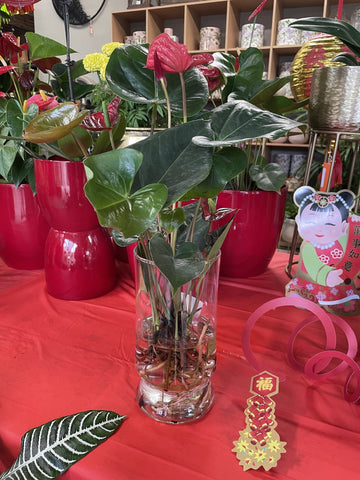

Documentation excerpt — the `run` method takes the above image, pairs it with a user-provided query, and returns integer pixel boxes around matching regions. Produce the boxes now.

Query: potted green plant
[70,35,303,422]
[0,34,126,296]
[0,31,69,269]
[291,17,360,132]
[202,47,308,277]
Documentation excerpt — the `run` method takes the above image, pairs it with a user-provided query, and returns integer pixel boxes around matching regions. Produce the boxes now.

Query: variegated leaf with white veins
[0,410,125,480]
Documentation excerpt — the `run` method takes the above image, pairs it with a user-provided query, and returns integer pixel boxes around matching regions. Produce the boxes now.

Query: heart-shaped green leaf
[149,235,205,291]
[26,32,76,60]
[249,163,286,193]
[186,146,247,198]
[159,206,186,233]
[84,148,168,238]
[130,120,214,204]
[192,100,302,147]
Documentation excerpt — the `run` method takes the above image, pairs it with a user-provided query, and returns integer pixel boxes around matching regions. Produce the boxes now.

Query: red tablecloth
[0,252,359,480]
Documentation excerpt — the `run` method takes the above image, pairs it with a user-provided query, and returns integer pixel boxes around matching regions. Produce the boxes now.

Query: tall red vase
[34,157,116,300]
[0,183,49,269]
[215,188,287,278]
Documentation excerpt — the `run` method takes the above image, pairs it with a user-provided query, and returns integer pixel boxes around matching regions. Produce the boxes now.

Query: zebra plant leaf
[0,410,125,480]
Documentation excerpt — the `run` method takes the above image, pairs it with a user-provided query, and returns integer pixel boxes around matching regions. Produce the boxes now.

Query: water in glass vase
[134,252,220,424]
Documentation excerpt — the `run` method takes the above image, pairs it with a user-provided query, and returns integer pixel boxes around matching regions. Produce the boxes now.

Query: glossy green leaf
[149,235,205,291]
[0,142,17,179]
[130,120,213,204]
[192,100,302,147]
[26,32,76,60]
[0,410,124,480]
[291,17,360,59]
[333,52,359,65]
[91,113,127,155]
[159,206,186,233]
[23,103,89,144]
[249,163,286,193]
[57,125,93,158]
[84,148,168,238]
[105,44,209,118]
[186,146,247,198]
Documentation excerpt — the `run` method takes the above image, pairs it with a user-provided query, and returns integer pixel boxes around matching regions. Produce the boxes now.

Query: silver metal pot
[309,66,360,132]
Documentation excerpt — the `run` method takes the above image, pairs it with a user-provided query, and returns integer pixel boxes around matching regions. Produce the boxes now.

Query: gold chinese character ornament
[232,371,286,471]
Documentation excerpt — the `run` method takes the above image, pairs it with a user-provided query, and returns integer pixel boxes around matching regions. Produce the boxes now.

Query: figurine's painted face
[296,204,348,246]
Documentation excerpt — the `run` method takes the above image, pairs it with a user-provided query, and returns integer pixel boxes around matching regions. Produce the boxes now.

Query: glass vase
[134,250,220,424]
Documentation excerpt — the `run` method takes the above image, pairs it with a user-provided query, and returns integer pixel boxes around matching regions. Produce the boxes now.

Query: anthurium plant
[84,35,303,285]
[82,35,303,415]
[0,31,98,190]
[105,40,306,193]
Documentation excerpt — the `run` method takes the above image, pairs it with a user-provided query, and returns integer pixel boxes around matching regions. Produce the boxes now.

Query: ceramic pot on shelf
[34,157,117,300]
[214,187,287,278]
[0,183,49,269]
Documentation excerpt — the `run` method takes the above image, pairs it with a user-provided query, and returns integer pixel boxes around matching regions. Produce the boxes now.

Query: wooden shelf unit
[112,0,360,79]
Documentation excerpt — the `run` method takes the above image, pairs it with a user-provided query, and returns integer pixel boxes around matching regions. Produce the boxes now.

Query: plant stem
[108,129,115,150]
[160,78,171,129]
[70,132,89,159]
[179,72,187,123]
[150,103,157,134]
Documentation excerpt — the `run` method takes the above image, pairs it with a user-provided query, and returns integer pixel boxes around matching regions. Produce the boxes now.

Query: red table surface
[0,252,359,480]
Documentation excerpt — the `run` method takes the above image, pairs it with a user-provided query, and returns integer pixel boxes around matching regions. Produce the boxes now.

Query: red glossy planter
[34,157,116,300]
[214,188,287,278]
[0,183,49,269]
[34,156,99,231]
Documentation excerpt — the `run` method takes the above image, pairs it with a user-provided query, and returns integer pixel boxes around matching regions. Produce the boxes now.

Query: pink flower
[81,96,121,131]
[146,33,213,74]
[0,92,6,97]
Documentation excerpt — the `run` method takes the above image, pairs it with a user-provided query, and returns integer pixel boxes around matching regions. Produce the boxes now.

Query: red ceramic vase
[34,157,116,300]
[214,188,287,278]
[0,183,49,269]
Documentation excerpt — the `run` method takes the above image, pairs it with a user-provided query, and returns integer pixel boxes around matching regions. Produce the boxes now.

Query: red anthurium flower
[32,57,62,74]
[146,33,213,74]
[0,65,15,75]
[0,32,28,64]
[81,96,121,131]
[0,92,6,97]
[248,0,269,21]
[154,50,166,84]
[196,65,222,92]
[25,92,59,112]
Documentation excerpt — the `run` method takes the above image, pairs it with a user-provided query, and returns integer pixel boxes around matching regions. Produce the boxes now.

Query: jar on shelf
[240,23,264,48]
[277,18,301,45]
[132,30,146,44]
[199,26,221,50]
[351,8,360,31]
[278,61,293,97]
